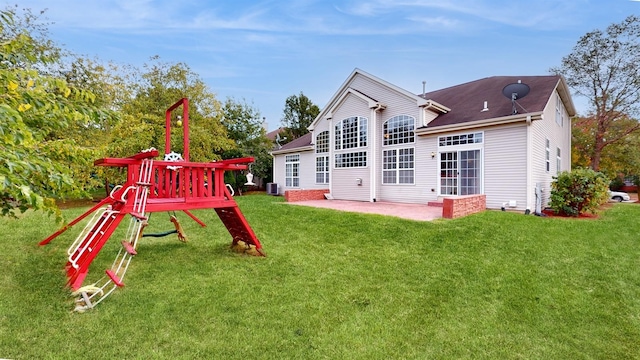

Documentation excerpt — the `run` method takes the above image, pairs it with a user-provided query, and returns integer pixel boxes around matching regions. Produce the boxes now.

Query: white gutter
[526,115,533,213]
[415,112,544,136]
[270,145,314,156]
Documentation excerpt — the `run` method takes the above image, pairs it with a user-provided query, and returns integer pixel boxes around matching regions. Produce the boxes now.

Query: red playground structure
[40,98,264,312]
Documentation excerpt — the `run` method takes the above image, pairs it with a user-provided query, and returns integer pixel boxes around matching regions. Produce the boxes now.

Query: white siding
[377,135,439,204]
[332,168,370,200]
[272,150,326,195]
[350,73,439,203]
[529,90,572,208]
[272,153,284,194]
[330,93,371,201]
[484,124,528,210]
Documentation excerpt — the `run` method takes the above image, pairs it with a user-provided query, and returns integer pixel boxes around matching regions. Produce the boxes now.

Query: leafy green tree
[1,7,104,219]
[222,98,273,189]
[110,57,234,163]
[552,15,640,171]
[280,91,319,141]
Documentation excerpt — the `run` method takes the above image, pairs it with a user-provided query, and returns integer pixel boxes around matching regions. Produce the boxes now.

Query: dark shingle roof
[421,75,561,128]
[266,127,285,141]
[276,132,313,151]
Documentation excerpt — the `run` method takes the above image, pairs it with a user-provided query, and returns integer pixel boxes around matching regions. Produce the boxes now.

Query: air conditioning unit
[266,183,278,195]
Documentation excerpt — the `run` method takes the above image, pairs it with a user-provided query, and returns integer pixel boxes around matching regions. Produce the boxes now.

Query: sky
[6,0,640,131]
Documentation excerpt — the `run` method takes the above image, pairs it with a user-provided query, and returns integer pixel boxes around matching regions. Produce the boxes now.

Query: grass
[1,194,640,359]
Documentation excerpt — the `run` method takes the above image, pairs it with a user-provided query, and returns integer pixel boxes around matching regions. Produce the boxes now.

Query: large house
[271,68,575,212]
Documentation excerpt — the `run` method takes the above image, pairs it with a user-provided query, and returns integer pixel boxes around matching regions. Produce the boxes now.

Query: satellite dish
[502,82,530,114]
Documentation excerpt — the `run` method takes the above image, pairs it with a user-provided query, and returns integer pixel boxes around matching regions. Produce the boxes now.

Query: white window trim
[382,147,415,185]
[437,149,484,196]
[555,94,565,127]
[383,115,415,147]
[285,154,300,188]
[545,138,550,173]
[315,155,329,184]
[335,116,368,151]
[436,132,484,196]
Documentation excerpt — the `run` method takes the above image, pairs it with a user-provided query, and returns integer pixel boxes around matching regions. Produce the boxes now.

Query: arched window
[383,115,415,146]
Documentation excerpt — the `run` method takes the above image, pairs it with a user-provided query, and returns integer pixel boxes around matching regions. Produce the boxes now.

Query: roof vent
[481,101,489,112]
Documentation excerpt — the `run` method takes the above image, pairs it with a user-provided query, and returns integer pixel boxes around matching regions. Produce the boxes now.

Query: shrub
[549,168,609,216]
[609,175,625,191]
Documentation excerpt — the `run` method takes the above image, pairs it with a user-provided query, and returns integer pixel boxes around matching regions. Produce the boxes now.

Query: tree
[551,15,640,171]
[572,115,640,178]
[280,92,319,141]
[221,98,273,189]
[110,57,234,164]
[1,7,105,219]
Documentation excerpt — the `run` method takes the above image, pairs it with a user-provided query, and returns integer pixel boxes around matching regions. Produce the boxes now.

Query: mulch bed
[540,202,617,219]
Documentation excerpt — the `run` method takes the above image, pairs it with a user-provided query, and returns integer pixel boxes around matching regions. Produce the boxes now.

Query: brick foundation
[284,189,330,202]
[442,195,486,219]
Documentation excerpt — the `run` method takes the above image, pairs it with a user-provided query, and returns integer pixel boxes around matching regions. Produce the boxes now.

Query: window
[335,152,367,168]
[315,131,329,154]
[383,148,414,184]
[556,147,561,173]
[545,139,550,172]
[556,94,565,126]
[285,154,299,187]
[383,115,415,145]
[315,131,330,184]
[316,156,329,183]
[334,117,367,168]
[438,132,483,147]
[335,116,367,150]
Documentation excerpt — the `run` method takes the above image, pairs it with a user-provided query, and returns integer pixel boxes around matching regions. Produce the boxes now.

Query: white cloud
[337,0,580,30]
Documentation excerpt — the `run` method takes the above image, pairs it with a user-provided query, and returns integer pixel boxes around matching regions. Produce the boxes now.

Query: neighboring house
[271,68,575,212]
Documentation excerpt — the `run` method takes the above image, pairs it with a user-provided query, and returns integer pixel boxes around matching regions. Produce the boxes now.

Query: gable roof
[309,68,431,131]
[420,75,576,129]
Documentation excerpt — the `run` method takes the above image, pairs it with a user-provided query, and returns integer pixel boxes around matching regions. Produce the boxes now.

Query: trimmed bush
[549,168,609,216]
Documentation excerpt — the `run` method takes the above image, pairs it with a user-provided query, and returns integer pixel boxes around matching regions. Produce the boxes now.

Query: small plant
[549,168,609,216]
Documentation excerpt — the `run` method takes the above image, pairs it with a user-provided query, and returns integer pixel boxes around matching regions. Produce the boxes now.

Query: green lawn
[1,195,639,359]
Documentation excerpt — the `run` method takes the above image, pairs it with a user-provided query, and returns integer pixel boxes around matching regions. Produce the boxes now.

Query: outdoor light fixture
[431,152,436,159]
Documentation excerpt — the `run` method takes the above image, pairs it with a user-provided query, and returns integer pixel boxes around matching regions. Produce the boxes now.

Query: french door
[439,150,481,196]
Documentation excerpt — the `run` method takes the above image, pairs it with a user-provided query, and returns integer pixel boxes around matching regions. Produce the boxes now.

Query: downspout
[328,117,333,196]
[370,104,384,202]
[525,114,532,213]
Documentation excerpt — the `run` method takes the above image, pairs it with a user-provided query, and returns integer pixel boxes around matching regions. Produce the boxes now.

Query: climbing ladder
[67,158,154,311]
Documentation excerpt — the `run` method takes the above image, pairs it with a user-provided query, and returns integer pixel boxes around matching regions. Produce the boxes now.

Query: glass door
[439,150,481,196]
[440,152,458,195]
[459,150,481,195]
